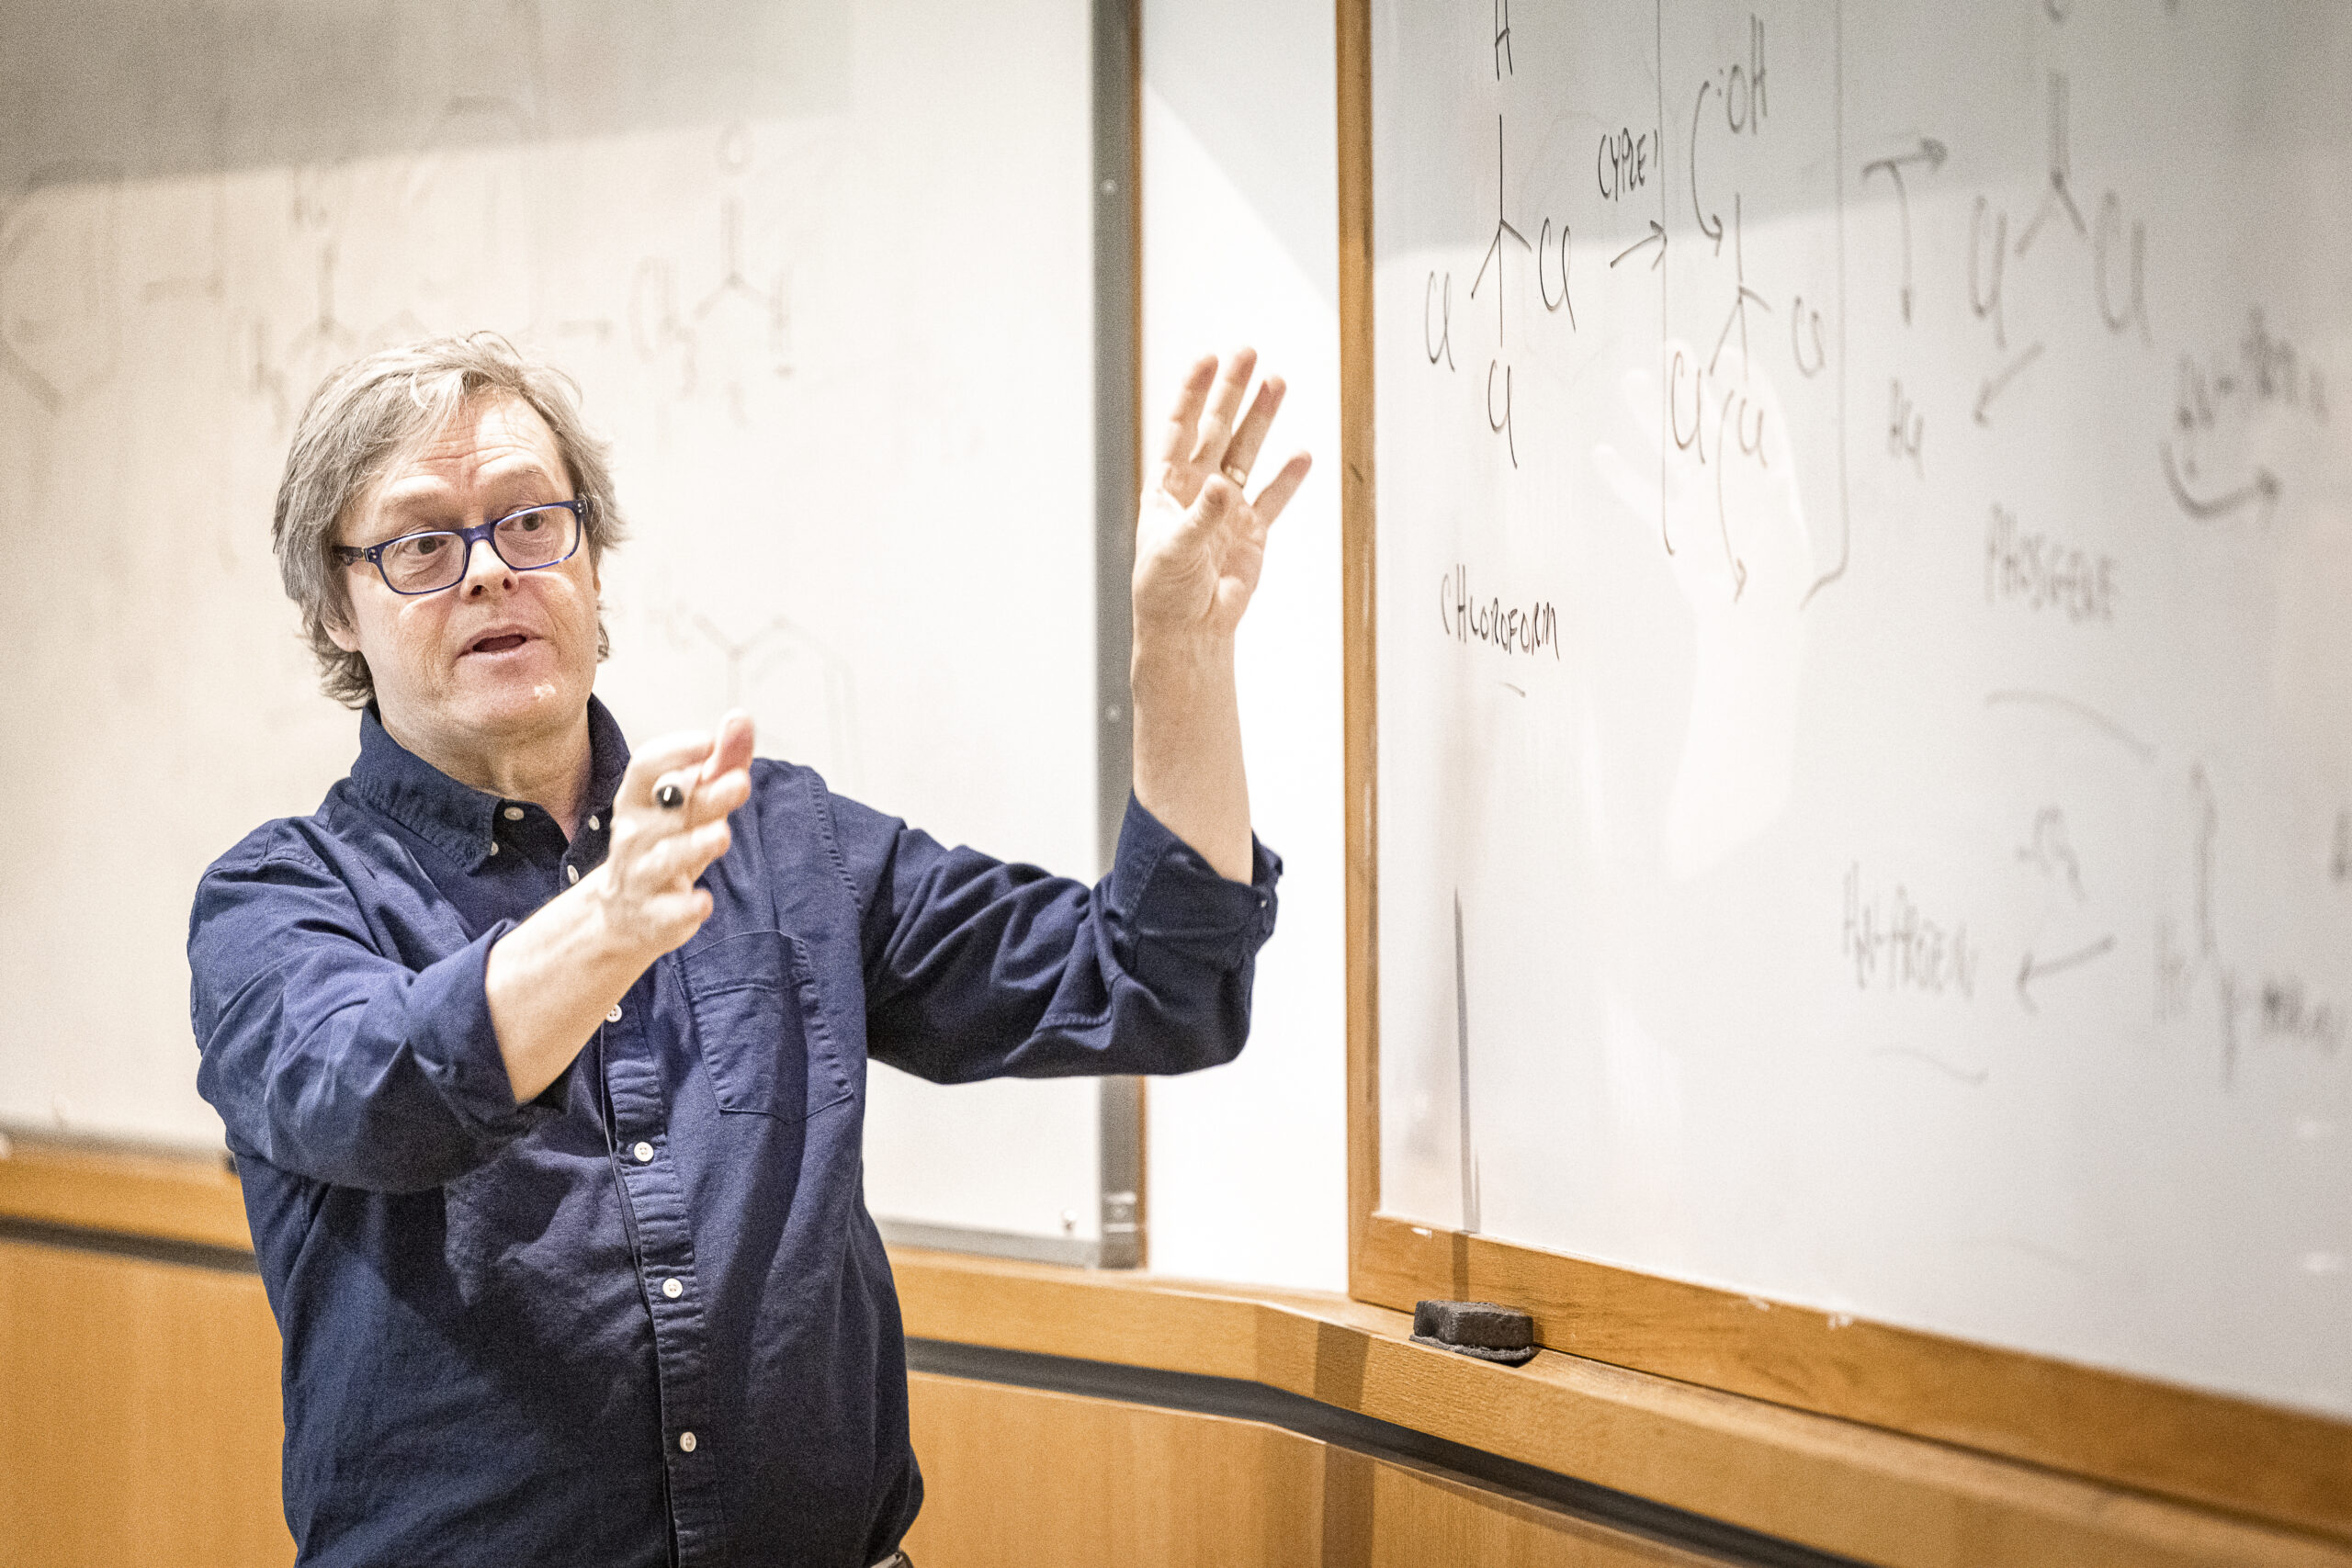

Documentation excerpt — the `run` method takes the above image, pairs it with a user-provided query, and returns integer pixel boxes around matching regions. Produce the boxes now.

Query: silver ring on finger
[1221,461,1250,487]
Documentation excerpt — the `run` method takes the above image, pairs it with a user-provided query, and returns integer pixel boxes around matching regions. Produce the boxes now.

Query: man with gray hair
[188,333,1308,1567]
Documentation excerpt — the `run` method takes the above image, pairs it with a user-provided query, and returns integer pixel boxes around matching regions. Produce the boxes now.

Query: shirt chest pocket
[679,930,854,1122]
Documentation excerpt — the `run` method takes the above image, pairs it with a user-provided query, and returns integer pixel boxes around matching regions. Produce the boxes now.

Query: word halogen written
[1842,863,1980,998]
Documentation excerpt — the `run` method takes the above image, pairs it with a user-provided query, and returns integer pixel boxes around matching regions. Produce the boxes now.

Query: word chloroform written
[1438,564,1560,659]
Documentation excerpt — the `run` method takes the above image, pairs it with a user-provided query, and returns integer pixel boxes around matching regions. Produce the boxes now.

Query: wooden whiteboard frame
[1333,0,2352,1545]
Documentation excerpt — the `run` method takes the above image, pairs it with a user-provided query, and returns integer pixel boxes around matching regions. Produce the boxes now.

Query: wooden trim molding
[1335,0,1382,1310]
[1329,0,2352,1547]
[1356,1215,2352,1546]
[901,1338,1846,1564]
[0,1136,250,1252]
[890,1247,2349,1568]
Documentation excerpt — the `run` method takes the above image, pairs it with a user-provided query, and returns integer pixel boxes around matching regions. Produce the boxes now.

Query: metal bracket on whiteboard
[1093,0,1147,1271]
[1093,0,1139,862]
[1097,1076,1144,1269]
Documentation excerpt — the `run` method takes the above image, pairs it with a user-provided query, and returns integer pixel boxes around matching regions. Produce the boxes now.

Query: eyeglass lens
[381,506,578,593]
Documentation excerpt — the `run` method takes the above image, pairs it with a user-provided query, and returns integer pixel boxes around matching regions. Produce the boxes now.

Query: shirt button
[605,1004,623,1024]
[677,1431,697,1453]
[487,842,501,856]
[662,1277,684,1299]
[565,864,581,885]
[587,815,601,830]
[503,806,525,821]
[633,1141,655,1163]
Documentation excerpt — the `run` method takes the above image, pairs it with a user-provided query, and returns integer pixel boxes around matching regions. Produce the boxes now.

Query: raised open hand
[1133,349,1313,642]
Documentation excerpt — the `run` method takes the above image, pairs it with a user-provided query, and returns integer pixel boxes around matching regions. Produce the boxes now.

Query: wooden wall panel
[901,1371,1715,1568]
[0,1233,1715,1568]
[0,1239,289,1568]
[11,1142,2346,1566]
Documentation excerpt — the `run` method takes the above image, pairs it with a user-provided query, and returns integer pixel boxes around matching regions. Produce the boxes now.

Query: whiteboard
[1372,0,2352,1419]
[0,0,1109,1255]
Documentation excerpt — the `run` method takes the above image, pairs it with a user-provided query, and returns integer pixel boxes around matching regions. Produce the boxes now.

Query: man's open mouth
[470,633,528,654]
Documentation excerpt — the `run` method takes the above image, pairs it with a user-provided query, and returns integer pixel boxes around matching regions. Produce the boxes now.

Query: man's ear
[325,614,362,655]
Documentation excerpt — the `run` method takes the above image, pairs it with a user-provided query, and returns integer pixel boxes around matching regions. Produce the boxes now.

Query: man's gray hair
[272,333,627,707]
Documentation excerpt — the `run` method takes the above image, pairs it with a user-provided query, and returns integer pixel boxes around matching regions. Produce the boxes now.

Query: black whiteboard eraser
[1409,1299,1539,1366]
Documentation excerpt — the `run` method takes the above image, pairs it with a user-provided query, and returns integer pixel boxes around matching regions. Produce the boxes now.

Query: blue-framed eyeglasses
[334,499,591,596]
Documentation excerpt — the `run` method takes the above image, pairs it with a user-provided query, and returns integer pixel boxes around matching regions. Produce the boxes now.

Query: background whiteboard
[0,0,1108,1257]
[1372,0,2352,1418]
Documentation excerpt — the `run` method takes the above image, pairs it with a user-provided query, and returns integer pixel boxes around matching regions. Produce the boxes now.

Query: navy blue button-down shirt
[188,698,1279,1568]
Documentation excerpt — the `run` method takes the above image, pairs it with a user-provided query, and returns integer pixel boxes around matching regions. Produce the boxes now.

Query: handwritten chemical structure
[1410,0,2330,627]
[1370,2,2352,1408]
[246,241,361,431]
[1420,7,1577,473]
[1420,6,1853,605]
[236,96,548,432]
[630,126,796,423]
[0,169,125,414]
[657,601,862,791]
[1390,0,2352,1102]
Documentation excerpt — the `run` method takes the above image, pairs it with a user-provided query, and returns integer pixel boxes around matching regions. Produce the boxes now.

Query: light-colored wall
[1138,0,1350,1292]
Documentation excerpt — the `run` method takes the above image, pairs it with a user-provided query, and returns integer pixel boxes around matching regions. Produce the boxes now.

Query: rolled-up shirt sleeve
[189,835,549,1192]
[838,789,1282,1084]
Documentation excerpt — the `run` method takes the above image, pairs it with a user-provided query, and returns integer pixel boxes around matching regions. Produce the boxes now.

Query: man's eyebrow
[375,464,567,520]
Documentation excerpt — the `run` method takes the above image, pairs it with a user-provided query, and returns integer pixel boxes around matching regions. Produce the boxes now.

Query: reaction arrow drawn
[1690,83,1725,254]
[1611,220,1668,271]
[1860,138,1948,323]
[1973,341,2044,425]
[2017,934,2116,1013]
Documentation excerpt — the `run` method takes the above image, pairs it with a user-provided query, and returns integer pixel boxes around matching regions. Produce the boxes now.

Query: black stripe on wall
[904,1338,1876,1568]
[0,1215,260,1275]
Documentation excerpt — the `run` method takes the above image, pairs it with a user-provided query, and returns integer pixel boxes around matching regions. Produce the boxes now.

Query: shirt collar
[349,696,632,871]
